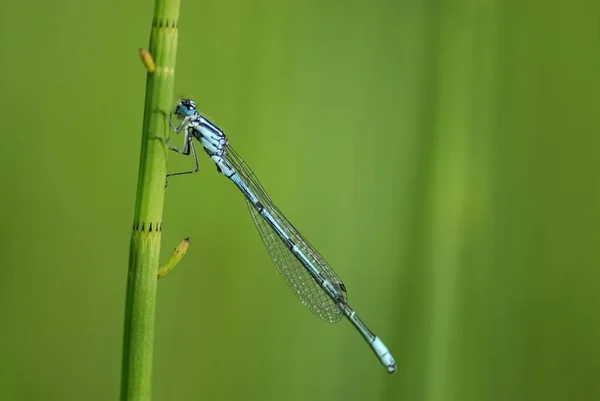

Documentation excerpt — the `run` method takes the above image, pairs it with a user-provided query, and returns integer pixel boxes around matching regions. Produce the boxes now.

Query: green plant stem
[120,1,181,400]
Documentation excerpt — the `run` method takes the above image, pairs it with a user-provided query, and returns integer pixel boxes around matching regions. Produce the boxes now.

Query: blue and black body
[160,98,396,373]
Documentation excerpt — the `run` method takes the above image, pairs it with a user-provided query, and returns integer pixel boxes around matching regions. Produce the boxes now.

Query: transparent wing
[225,145,347,323]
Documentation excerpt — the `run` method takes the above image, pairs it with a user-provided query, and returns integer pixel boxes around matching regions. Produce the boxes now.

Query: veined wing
[224,145,348,323]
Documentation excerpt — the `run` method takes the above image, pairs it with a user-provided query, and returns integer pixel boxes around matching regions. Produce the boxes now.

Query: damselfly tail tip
[372,337,396,374]
[184,237,190,242]
[387,362,397,374]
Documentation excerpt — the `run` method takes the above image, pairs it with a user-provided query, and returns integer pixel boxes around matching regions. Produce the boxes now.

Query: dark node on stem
[132,221,163,233]
[152,18,178,29]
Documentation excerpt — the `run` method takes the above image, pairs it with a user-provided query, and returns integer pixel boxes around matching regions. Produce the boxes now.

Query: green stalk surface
[120,1,181,400]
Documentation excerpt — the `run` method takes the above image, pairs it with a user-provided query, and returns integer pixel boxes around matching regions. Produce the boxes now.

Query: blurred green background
[1,0,599,400]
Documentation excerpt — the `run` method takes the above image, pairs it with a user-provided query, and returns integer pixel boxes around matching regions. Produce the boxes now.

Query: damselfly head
[174,98,197,118]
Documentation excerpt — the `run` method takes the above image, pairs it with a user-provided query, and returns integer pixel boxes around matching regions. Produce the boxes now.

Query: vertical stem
[121,1,181,401]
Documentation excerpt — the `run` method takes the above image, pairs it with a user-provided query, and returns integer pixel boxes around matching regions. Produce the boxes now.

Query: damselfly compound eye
[182,99,196,111]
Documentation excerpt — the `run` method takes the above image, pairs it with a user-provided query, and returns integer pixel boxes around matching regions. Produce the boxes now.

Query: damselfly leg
[166,136,200,183]
[153,108,202,187]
